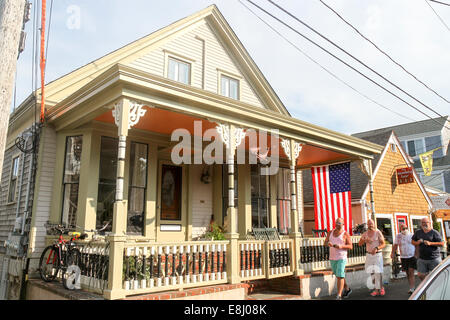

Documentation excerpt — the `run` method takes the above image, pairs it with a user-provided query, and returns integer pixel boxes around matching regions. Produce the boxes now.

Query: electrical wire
[236,0,419,123]
[318,0,450,104]
[428,0,450,6]
[245,0,450,130]
[425,0,450,31]
[44,0,53,71]
[265,0,447,123]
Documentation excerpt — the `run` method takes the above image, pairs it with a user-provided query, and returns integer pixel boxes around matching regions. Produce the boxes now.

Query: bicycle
[64,222,111,291]
[39,224,88,288]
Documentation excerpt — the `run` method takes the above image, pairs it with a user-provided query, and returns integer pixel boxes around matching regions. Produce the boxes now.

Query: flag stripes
[311,163,352,234]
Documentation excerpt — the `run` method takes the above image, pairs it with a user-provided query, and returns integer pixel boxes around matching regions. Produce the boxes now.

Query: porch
[40,63,383,299]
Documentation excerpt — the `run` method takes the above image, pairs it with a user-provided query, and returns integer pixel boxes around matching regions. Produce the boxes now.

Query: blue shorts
[330,259,347,278]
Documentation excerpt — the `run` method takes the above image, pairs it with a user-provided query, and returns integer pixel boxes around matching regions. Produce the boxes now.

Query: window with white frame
[8,156,20,203]
[220,74,239,100]
[401,135,443,158]
[167,57,190,84]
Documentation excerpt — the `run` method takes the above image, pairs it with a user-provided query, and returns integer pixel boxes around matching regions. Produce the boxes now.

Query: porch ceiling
[46,64,383,163]
[94,107,356,167]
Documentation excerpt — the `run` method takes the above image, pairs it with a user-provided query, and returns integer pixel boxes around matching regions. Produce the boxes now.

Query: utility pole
[0,0,27,180]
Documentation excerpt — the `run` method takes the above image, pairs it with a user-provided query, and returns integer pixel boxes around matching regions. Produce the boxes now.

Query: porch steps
[246,291,304,300]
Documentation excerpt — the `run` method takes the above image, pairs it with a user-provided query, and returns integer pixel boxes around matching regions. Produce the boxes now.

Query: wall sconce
[201,166,211,184]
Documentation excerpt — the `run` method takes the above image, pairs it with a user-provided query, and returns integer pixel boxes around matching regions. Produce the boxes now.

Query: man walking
[411,217,444,281]
[391,224,417,294]
[324,217,353,300]
[359,219,386,296]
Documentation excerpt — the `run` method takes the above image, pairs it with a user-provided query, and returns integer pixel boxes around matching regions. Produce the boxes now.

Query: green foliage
[205,222,225,240]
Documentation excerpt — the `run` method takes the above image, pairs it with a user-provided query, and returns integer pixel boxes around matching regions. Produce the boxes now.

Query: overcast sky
[13,0,450,135]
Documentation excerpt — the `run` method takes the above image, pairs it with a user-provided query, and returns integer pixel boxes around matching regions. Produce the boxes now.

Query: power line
[265,0,447,123]
[244,0,450,130]
[429,0,450,6]
[318,0,450,104]
[425,0,450,31]
[236,0,419,123]
[428,0,450,7]
[44,0,53,70]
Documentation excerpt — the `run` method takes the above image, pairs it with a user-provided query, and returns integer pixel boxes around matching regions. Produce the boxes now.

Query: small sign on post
[396,167,414,184]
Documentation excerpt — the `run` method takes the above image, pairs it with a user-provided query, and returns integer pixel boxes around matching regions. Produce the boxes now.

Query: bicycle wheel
[39,245,60,282]
[62,248,82,290]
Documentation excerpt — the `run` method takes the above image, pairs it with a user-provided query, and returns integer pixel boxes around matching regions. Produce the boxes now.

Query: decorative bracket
[281,138,303,161]
[216,123,246,150]
[112,99,147,129]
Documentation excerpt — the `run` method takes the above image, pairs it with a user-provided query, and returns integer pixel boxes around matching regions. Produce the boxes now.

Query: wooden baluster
[178,245,184,285]
[222,244,227,279]
[211,244,216,281]
[149,247,155,288]
[142,247,147,289]
[240,243,244,278]
[216,244,221,280]
[185,245,190,284]
[205,244,210,281]
[134,247,139,290]
[172,245,177,285]
[198,245,203,282]
[164,246,169,286]
[157,246,162,287]
[192,245,197,283]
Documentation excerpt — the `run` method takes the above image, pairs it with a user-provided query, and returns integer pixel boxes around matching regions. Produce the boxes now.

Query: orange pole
[40,0,46,123]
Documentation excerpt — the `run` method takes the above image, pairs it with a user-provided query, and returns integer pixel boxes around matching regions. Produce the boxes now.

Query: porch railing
[298,236,365,272]
[59,240,110,294]
[239,241,265,280]
[238,239,294,281]
[122,241,229,295]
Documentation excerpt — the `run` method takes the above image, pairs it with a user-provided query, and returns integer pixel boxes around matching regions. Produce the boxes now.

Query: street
[314,276,422,300]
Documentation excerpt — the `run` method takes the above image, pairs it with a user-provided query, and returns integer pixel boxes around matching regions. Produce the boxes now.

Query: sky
[13,0,450,135]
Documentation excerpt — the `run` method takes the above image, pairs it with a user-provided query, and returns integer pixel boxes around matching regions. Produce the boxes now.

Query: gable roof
[353,116,449,138]
[15,5,291,118]
[302,130,432,208]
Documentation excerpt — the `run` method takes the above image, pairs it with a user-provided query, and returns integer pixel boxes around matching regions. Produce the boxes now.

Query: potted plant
[205,222,225,241]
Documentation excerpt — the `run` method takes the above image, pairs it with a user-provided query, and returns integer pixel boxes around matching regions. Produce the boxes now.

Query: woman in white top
[358,219,386,296]
[391,224,417,294]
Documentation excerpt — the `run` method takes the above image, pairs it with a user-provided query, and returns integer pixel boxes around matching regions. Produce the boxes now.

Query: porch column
[282,138,303,276]
[216,123,246,284]
[104,98,147,299]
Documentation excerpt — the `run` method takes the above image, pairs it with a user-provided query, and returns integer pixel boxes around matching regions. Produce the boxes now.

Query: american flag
[311,162,352,235]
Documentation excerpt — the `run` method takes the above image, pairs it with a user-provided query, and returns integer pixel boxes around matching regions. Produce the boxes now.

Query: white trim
[436,218,445,239]
[394,213,410,234]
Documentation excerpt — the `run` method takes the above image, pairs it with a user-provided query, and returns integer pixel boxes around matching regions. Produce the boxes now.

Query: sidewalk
[314,276,422,300]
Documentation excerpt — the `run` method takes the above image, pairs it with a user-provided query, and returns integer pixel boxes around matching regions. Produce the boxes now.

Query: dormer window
[167,57,191,84]
[220,74,239,100]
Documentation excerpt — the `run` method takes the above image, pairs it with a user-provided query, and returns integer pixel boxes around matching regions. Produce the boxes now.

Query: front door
[156,163,187,241]
[396,215,409,234]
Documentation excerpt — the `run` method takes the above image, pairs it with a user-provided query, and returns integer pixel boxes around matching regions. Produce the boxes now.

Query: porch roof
[45,63,383,166]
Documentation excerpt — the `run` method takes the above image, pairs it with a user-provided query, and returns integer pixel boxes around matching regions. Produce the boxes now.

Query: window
[376,217,392,243]
[407,139,424,157]
[425,136,443,158]
[127,142,148,234]
[222,164,238,223]
[277,168,291,235]
[220,75,239,100]
[168,57,190,84]
[61,136,83,226]
[402,135,443,158]
[390,143,397,152]
[8,156,20,203]
[251,165,270,228]
[160,165,182,221]
[420,269,449,300]
[411,218,422,233]
[96,137,118,231]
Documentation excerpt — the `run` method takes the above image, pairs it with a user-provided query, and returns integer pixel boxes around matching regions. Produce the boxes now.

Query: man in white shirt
[391,224,417,294]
